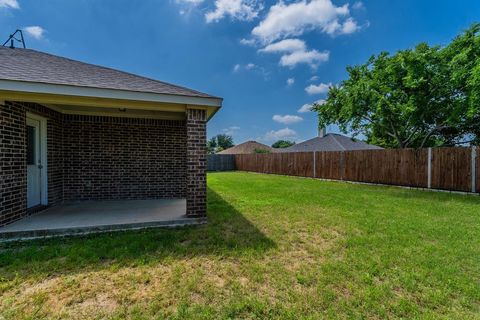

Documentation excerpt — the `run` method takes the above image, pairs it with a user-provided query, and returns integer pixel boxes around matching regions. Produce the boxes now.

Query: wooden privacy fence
[207,154,236,171]
[235,147,479,193]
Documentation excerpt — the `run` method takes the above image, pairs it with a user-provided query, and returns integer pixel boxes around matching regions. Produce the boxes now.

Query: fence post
[472,147,477,193]
[427,147,432,189]
[340,151,345,180]
[313,151,316,178]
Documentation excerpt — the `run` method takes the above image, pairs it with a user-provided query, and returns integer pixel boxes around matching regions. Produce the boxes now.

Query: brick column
[0,101,27,226]
[186,108,207,217]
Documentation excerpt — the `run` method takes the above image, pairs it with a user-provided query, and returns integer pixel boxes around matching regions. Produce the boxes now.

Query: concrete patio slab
[0,199,205,242]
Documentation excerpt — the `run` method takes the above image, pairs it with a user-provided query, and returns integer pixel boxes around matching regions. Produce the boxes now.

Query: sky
[1,0,479,145]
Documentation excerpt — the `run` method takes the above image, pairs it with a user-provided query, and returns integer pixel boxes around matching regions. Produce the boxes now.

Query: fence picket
[472,147,477,193]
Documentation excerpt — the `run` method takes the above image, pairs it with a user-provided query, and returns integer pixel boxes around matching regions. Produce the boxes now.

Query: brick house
[0,47,222,230]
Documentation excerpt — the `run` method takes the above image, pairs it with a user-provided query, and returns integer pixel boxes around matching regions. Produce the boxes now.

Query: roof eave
[0,79,222,121]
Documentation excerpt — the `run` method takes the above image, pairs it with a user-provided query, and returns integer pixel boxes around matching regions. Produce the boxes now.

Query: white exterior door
[27,117,43,208]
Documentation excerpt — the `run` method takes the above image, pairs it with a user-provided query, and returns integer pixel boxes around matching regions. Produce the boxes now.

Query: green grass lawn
[1,172,480,319]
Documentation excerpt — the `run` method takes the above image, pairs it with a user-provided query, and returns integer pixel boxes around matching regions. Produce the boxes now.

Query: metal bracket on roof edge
[2,29,26,49]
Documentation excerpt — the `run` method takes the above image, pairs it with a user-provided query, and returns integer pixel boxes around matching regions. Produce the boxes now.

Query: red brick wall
[0,101,66,226]
[0,101,27,226]
[0,101,193,226]
[62,115,186,201]
[186,108,207,217]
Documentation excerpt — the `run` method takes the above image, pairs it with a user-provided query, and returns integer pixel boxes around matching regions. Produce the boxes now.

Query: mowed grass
[1,172,480,319]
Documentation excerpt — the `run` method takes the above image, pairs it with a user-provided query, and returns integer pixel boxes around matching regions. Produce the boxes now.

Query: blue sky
[1,0,479,145]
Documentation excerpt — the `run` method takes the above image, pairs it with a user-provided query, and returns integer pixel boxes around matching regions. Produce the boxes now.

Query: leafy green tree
[254,148,270,154]
[216,134,234,150]
[207,134,234,154]
[207,137,217,155]
[271,140,296,148]
[442,23,480,146]
[314,24,480,148]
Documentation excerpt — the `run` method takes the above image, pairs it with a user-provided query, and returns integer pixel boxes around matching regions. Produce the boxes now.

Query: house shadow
[0,188,276,279]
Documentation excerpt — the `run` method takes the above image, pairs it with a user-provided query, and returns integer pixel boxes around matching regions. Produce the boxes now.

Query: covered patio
[0,46,222,239]
[0,199,206,241]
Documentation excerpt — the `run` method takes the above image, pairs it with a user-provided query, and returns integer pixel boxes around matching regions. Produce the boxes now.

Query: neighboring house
[283,133,382,152]
[218,141,273,154]
[0,46,222,227]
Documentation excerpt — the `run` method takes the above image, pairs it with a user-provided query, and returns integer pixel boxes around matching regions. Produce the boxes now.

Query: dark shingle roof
[284,134,383,152]
[0,46,218,99]
[218,141,274,154]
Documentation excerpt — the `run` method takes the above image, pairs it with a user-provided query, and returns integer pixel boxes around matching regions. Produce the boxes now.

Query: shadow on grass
[0,188,275,279]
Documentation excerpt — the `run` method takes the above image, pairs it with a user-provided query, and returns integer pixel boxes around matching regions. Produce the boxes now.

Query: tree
[216,134,234,150]
[442,23,480,146]
[207,137,217,155]
[272,140,295,149]
[314,24,480,148]
[254,148,270,154]
[207,134,234,154]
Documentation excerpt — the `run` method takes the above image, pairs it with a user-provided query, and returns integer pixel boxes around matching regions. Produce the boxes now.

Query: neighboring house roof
[218,141,274,154]
[0,47,222,119]
[0,46,217,99]
[283,134,383,152]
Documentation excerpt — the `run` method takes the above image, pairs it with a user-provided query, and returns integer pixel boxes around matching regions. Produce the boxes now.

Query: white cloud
[280,49,329,68]
[340,18,359,34]
[175,0,204,15]
[260,127,298,143]
[352,1,364,10]
[232,63,269,78]
[23,26,45,39]
[176,0,204,4]
[286,78,295,86]
[205,0,262,23]
[309,75,319,81]
[239,38,257,46]
[305,82,332,95]
[297,99,325,113]
[258,38,306,53]
[252,0,359,43]
[222,126,240,135]
[273,114,303,124]
[259,38,329,69]
[0,0,19,9]
[298,104,313,113]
